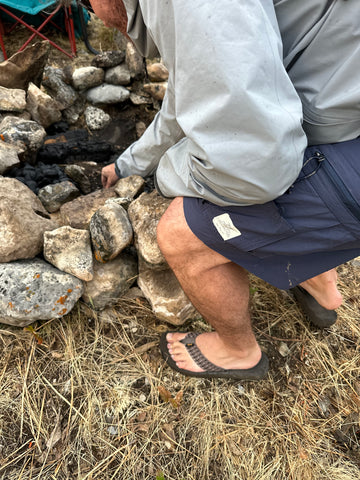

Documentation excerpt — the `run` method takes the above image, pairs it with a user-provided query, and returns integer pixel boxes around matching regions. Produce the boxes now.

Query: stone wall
[0,42,196,328]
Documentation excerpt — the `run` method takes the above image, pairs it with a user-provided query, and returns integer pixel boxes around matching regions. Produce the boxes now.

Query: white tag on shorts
[212,213,241,241]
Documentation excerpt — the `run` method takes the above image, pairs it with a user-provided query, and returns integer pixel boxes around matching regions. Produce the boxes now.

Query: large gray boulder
[0,178,57,263]
[82,253,138,310]
[0,258,84,327]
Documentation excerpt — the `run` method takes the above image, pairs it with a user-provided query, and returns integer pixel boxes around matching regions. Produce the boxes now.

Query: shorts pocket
[206,200,296,258]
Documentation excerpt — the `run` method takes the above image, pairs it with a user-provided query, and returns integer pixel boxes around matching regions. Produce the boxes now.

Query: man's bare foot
[300,269,342,310]
[166,331,262,373]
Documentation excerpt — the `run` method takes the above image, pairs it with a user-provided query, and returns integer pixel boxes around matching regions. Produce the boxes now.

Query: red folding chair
[0,0,77,60]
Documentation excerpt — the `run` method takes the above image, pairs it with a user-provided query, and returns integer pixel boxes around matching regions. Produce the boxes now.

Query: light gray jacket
[275,0,360,145]
[117,0,358,206]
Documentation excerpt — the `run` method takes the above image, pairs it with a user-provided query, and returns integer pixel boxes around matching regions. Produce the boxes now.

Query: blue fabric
[0,1,89,39]
[0,0,56,16]
[183,137,360,289]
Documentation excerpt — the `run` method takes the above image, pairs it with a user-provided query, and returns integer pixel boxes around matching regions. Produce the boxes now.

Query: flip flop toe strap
[180,333,225,372]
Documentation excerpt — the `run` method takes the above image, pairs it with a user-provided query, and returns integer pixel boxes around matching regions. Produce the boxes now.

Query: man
[91,0,360,379]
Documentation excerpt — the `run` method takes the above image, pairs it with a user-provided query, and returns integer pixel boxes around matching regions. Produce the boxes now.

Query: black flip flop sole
[160,332,269,380]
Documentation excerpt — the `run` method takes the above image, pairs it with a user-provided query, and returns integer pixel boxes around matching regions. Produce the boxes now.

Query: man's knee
[157,198,185,257]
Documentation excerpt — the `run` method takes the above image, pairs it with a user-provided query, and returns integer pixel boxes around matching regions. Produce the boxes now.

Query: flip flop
[160,332,269,380]
[289,286,337,328]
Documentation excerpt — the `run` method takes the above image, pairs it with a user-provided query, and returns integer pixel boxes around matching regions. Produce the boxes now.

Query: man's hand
[101,163,119,188]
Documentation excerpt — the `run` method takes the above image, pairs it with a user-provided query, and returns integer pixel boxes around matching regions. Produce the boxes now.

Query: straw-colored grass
[1,261,359,480]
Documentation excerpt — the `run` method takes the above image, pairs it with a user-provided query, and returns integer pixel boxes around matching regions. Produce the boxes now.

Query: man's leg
[157,197,262,372]
[300,269,342,310]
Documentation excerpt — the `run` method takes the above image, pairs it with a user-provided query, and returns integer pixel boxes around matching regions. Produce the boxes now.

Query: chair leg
[0,4,76,59]
[64,6,77,57]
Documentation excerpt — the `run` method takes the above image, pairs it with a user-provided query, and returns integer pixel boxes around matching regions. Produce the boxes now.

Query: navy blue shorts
[183,137,360,289]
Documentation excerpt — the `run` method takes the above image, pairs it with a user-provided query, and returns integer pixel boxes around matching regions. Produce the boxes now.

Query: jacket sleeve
[119,0,307,206]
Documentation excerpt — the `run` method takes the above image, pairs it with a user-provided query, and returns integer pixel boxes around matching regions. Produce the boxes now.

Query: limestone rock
[72,66,105,90]
[136,121,147,139]
[90,203,133,262]
[0,178,57,262]
[0,86,26,112]
[114,175,145,200]
[64,164,92,194]
[105,197,132,210]
[126,42,145,79]
[138,263,197,325]
[43,226,93,281]
[127,191,171,268]
[105,64,131,86]
[0,258,83,327]
[92,51,125,68]
[0,142,20,174]
[84,106,111,131]
[82,253,138,309]
[143,82,167,101]
[0,41,50,90]
[60,187,117,229]
[38,181,81,213]
[86,84,130,105]
[62,98,86,125]
[147,63,169,82]
[0,116,46,162]
[26,82,62,128]
[130,93,152,105]
[42,66,78,109]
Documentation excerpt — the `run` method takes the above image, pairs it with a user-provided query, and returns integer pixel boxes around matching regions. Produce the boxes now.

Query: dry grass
[0,262,359,480]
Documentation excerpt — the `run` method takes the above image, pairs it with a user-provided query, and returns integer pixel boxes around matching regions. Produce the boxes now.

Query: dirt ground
[0,12,359,480]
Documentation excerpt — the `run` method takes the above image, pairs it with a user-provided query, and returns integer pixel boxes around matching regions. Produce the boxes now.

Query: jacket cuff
[114,160,122,178]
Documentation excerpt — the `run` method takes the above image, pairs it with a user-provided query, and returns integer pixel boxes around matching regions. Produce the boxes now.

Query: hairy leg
[300,268,342,310]
[157,197,262,372]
